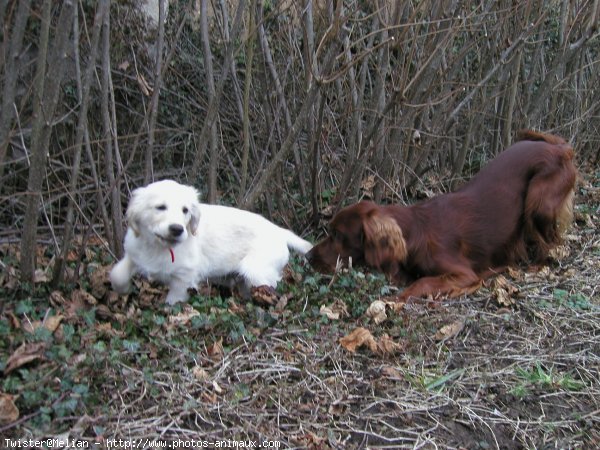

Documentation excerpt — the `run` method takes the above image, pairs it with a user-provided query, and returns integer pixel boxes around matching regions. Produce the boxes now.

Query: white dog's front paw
[112,279,132,294]
[165,284,190,305]
[110,258,134,294]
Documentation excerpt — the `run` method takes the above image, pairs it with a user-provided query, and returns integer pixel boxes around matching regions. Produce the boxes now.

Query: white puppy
[110,180,312,304]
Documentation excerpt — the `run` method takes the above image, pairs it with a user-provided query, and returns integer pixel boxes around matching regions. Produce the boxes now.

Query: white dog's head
[126,180,201,247]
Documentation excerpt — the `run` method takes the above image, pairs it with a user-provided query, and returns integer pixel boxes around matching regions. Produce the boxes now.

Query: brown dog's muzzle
[306,239,339,273]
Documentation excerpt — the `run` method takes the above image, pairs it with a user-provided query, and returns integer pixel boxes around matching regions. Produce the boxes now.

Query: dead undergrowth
[0,171,599,449]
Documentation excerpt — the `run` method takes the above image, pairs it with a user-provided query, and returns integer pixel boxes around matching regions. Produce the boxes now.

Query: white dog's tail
[284,230,313,255]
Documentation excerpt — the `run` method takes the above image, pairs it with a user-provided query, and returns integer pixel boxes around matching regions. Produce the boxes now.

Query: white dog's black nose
[169,224,185,237]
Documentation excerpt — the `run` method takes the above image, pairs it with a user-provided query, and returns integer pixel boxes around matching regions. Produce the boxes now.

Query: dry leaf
[4,342,46,374]
[492,275,518,306]
[300,431,327,448]
[339,327,378,353]
[22,312,64,334]
[526,266,552,281]
[138,280,165,296]
[248,327,262,338]
[360,175,376,197]
[212,380,223,394]
[365,300,387,324]
[383,298,406,314]
[494,288,515,306]
[168,305,200,327]
[95,322,123,337]
[320,204,335,218]
[69,354,87,367]
[227,300,245,315]
[63,295,90,321]
[319,305,340,320]
[34,268,49,283]
[138,290,160,307]
[22,320,39,334]
[72,289,97,306]
[89,265,111,299]
[283,265,302,284]
[105,291,120,305]
[275,293,292,312]
[6,312,20,330]
[251,285,278,306]
[148,344,159,359]
[340,328,404,356]
[202,392,218,404]
[96,304,115,321]
[207,338,224,360]
[506,266,523,281]
[49,290,68,307]
[381,366,403,380]
[44,314,63,333]
[192,367,210,382]
[1,265,19,290]
[549,244,570,260]
[434,320,465,341]
[137,280,171,305]
[0,393,19,425]
[125,304,139,320]
[328,401,346,416]
[376,334,404,355]
[320,299,349,321]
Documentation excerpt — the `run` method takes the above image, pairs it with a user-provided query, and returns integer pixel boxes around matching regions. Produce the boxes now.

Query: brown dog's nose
[169,224,184,237]
[305,248,315,263]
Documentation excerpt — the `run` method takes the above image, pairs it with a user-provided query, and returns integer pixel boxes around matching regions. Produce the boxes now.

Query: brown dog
[307,131,577,301]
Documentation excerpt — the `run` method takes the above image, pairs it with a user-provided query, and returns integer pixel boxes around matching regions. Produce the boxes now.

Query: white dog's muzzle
[155,223,187,246]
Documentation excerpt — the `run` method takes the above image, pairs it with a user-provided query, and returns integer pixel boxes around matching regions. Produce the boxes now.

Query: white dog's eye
[182,207,189,214]
[156,204,167,211]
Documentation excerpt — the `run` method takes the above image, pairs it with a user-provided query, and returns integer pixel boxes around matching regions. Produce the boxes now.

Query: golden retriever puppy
[110,180,312,304]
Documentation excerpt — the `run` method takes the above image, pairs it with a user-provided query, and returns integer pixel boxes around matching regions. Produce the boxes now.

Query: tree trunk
[190,0,246,184]
[0,0,32,185]
[20,0,75,282]
[100,4,124,256]
[199,0,218,202]
[143,0,166,184]
[238,0,256,202]
[51,0,108,286]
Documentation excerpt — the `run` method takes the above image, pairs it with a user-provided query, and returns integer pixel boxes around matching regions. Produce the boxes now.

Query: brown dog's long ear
[363,213,407,271]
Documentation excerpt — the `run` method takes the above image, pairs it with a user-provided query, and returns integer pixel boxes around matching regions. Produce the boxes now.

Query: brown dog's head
[306,201,407,277]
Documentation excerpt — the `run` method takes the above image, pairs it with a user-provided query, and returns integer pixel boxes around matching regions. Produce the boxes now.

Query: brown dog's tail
[515,129,568,146]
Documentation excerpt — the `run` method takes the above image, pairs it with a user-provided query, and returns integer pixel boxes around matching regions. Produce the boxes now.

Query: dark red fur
[307,130,577,301]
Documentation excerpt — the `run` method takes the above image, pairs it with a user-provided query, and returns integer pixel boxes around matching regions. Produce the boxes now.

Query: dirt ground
[1,172,599,449]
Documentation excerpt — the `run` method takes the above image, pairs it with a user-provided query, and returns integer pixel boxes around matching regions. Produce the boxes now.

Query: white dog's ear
[126,187,145,237]
[188,202,201,236]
